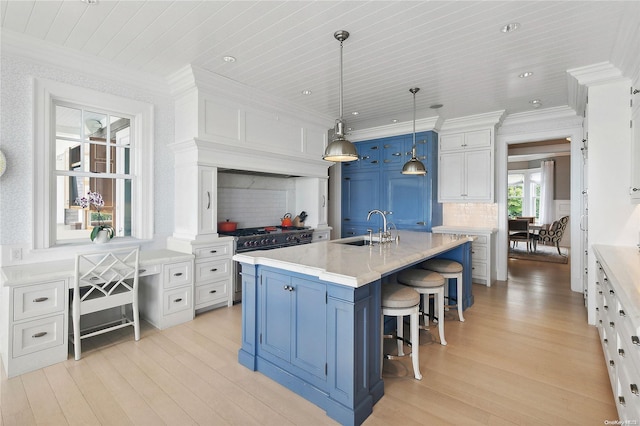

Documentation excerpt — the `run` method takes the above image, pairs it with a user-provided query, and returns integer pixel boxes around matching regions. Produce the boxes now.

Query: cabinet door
[465,129,492,149]
[342,170,379,226]
[199,166,216,234]
[291,277,326,380]
[381,136,406,168]
[439,133,465,152]
[357,140,381,169]
[631,102,640,201]
[465,150,493,201]
[383,171,428,230]
[260,271,292,361]
[438,152,465,201]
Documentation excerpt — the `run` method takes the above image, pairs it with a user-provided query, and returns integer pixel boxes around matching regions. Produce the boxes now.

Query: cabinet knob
[619,396,626,406]
[619,348,625,357]
[631,384,639,395]
[33,297,49,303]
[632,187,639,192]
[619,309,626,317]
[632,335,640,345]
[139,269,146,274]
[610,360,615,367]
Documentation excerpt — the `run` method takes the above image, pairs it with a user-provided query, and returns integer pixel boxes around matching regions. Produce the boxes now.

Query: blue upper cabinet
[341,131,442,237]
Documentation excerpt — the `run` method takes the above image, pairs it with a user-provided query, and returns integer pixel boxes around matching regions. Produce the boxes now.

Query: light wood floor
[1,257,617,425]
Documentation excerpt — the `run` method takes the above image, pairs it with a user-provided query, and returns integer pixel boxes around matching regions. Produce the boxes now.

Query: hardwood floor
[1,257,617,425]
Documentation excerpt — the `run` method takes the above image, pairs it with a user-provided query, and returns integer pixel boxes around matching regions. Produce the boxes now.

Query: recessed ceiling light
[391,119,399,123]
[501,22,520,33]
[351,111,359,116]
[301,90,312,95]
[223,56,236,63]
[530,99,542,108]
[81,0,98,4]
[519,71,534,78]
[429,103,443,109]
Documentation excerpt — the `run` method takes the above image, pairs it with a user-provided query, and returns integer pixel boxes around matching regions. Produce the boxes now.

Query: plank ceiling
[1,0,639,130]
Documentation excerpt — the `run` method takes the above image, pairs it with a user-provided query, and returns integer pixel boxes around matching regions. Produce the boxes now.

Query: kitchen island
[233,230,473,426]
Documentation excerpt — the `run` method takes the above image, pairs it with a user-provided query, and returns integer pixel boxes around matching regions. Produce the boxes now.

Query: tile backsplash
[442,203,498,228]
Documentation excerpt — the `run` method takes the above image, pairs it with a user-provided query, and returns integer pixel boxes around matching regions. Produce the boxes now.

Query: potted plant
[76,190,114,243]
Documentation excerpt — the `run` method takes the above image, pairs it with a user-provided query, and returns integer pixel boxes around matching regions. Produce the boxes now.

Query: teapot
[281,213,293,227]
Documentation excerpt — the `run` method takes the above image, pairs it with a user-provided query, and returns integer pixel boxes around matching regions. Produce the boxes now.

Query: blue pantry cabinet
[341,131,442,237]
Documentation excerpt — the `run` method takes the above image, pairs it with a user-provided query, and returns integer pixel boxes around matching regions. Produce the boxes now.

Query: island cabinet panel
[237,264,383,426]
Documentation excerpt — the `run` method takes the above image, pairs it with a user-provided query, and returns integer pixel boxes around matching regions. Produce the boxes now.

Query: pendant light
[401,87,427,175]
[323,30,358,162]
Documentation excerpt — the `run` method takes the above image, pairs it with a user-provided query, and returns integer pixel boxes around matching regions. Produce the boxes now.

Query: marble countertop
[233,230,472,287]
[1,249,194,286]
[432,225,497,234]
[593,245,640,320]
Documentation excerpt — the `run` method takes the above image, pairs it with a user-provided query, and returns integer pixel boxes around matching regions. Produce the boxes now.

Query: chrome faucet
[367,209,393,243]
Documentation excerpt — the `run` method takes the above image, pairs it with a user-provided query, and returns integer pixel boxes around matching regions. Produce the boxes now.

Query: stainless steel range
[219,226,314,302]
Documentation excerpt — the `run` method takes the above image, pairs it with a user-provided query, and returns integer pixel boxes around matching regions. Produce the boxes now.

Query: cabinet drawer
[195,259,230,283]
[471,245,487,261]
[195,244,232,259]
[472,234,488,245]
[471,261,487,279]
[163,261,193,289]
[14,281,65,321]
[164,286,193,315]
[13,314,64,358]
[195,280,229,308]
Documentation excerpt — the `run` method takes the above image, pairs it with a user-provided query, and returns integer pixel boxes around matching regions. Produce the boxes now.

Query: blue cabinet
[341,131,442,237]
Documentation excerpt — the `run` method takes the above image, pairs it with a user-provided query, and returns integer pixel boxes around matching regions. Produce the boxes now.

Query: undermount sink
[335,236,381,246]
[341,239,375,246]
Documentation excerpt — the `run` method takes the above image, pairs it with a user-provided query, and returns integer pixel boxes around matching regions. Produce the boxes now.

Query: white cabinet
[630,88,640,202]
[312,228,331,242]
[172,163,218,240]
[139,260,194,330]
[1,279,68,377]
[438,129,494,203]
[594,246,640,421]
[193,240,234,311]
[199,166,217,234]
[295,177,328,228]
[432,226,496,286]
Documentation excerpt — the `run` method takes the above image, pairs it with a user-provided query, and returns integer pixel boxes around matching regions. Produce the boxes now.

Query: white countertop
[1,249,194,286]
[593,245,640,320]
[432,225,497,234]
[233,230,472,287]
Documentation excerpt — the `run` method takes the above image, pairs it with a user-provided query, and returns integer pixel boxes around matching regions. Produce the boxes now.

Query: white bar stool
[397,268,447,346]
[421,258,465,322]
[381,282,422,380]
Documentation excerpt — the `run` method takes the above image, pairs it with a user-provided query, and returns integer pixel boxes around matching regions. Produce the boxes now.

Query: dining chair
[508,219,535,252]
[72,246,140,360]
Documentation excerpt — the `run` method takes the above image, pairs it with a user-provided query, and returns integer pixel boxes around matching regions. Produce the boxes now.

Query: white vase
[94,229,110,244]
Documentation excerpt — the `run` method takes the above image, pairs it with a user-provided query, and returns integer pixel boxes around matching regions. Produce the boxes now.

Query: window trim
[34,78,154,249]
[508,168,541,218]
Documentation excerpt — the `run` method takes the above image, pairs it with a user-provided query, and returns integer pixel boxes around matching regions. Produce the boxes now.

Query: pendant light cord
[339,39,344,120]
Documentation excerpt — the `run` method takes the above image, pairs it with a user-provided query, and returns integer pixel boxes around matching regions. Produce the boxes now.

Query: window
[34,79,153,249]
[54,103,133,243]
[508,169,541,219]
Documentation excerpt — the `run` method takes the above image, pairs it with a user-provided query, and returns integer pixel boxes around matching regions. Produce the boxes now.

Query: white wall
[0,54,176,264]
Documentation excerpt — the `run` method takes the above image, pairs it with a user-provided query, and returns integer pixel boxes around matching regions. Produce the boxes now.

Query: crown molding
[439,110,506,133]
[1,29,169,96]
[349,116,440,141]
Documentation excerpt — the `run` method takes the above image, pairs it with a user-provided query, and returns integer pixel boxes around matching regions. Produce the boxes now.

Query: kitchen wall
[0,53,175,263]
[442,203,498,228]
[217,172,295,228]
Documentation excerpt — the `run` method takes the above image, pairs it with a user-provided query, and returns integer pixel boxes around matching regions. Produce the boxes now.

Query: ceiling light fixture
[519,71,533,78]
[323,30,358,162]
[301,90,312,95]
[402,88,427,175]
[530,99,542,108]
[223,56,236,63]
[501,22,520,33]
[81,0,98,4]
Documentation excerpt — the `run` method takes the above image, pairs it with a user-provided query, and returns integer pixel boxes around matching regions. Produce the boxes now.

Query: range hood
[218,168,300,179]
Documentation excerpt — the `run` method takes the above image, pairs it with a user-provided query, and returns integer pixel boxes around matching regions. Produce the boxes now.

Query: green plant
[76,190,115,241]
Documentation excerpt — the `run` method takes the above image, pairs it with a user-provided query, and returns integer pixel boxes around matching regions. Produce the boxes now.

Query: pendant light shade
[323,30,358,162]
[402,87,427,175]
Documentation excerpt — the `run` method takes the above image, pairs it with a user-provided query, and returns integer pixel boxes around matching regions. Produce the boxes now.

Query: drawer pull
[33,297,49,303]
[619,348,625,357]
[609,321,615,328]
[209,290,217,294]
[283,285,294,292]
[91,277,100,280]
[619,309,626,317]
[604,305,608,310]
[632,335,640,345]
[210,268,218,272]
[631,384,639,395]
[610,360,615,367]
[174,298,183,303]
[174,272,183,277]
[139,269,146,274]
[619,396,626,406]
[604,338,608,344]
[596,307,599,312]
[32,331,47,338]
[392,152,402,156]
[210,250,217,253]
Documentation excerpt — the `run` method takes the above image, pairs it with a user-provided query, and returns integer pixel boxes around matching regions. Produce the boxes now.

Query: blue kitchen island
[233,231,473,426]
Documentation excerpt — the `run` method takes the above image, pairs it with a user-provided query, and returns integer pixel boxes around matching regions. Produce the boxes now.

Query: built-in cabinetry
[593,245,640,421]
[341,132,442,237]
[630,86,640,202]
[438,128,494,202]
[432,225,496,286]
[0,250,195,378]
